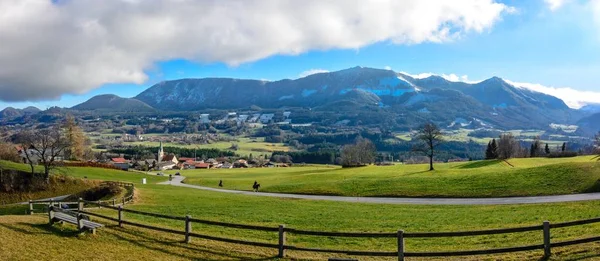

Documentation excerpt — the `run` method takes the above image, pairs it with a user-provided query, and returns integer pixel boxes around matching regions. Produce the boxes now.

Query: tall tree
[530,136,541,157]
[490,139,498,159]
[340,137,376,167]
[497,133,520,160]
[561,142,567,152]
[595,132,600,159]
[16,126,70,182]
[63,115,87,160]
[485,141,495,160]
[415,123,444,171]
[545,143,551,155]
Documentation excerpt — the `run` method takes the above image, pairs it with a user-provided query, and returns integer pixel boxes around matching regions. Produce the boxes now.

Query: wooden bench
[48,206,103,234]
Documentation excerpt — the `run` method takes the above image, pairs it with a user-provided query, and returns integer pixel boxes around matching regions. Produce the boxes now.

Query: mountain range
[2,66,595,131]
[0,106,41,119]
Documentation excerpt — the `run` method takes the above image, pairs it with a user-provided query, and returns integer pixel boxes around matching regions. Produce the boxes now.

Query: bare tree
[497,133,520,160]
[340,137,376,167]
[414,123,443,171]
[15,127,70,182]
[595,132,600,160]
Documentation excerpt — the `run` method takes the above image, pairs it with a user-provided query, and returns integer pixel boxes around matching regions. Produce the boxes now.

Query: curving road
[159,176,600,205]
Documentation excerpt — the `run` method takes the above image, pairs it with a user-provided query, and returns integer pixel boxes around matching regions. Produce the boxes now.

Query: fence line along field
[2,157,600,260]
[170,156,600,198]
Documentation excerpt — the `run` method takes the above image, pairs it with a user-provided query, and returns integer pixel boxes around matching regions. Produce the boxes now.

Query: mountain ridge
[65,66,585,129]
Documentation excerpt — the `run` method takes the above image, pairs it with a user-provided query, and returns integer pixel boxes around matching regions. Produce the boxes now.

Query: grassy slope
[2,161,600,259]
[176,156,600,197]
[0,161,100,204]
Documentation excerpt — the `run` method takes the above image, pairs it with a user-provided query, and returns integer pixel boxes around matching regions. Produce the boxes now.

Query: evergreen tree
[561,142,567,152]
[485,141,494,160]
[490,139,498,159]
[530,144,536,158]
[545,143,550,155]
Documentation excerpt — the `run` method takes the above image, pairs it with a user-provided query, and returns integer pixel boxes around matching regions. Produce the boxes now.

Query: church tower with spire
[158,141,164,163]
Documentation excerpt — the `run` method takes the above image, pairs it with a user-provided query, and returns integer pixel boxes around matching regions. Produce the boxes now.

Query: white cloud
[0,0,513,102]
[545,0,570,11]
[504,80,600,109]
[298,69,330,78]
[384,66,393,71]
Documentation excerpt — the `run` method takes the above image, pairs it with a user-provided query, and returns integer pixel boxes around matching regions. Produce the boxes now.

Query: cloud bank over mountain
[0,0,513,102]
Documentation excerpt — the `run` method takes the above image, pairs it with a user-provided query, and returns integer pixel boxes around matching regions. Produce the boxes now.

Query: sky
[1,0,600,110]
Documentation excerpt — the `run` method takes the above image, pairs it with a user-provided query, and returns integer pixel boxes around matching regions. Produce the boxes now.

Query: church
[156,142,178,170]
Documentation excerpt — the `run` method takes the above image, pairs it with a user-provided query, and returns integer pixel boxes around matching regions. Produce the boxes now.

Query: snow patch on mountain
[302,89,317,97]
[505,79,600,109]
[279,95,294,100]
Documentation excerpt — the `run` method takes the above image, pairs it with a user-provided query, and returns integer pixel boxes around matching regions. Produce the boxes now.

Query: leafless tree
[340,137,376,167]
[15,126,70,182]
[595,132,600,160]
[414,123,443,171]
[497,133,520,160]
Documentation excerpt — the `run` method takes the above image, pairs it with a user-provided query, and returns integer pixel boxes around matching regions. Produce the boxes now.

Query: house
[259,114,274,124]
[110,157,129,170]
[194,162,211,169]
[200,114,210,124]
[220,162,233,169]
[233,159,249,168]
[157,161,177,171]
[162,154,178,164]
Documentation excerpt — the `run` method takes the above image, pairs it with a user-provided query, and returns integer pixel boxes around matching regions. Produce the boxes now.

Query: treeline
[485,134,579,160]
[109,146,236,159]
[271,151,338,164]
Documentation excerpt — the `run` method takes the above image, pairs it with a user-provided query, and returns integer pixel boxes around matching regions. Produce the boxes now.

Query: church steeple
[158,141,164,163]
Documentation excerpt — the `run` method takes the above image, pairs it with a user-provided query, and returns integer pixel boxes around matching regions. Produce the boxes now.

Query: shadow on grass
[105,225,279,261]
[0,221,80,237]
[583,179,600,193]
[457,160,502,169]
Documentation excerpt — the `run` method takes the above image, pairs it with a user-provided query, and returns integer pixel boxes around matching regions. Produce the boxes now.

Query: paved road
[159,176,600,205]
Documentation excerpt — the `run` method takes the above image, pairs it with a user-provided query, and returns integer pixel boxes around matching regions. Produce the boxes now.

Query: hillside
[180,156,600,198]
[71,94,155,112]
[577,112,600,135]
[132,67,580,129]
[0,106,40,120]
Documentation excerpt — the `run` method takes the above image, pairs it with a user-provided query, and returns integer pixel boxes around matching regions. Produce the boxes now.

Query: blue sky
[1,0,599,110]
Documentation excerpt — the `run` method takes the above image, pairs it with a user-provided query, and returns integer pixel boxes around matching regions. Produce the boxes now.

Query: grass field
[127,137,290,157]
[3,158,600,259]
[172,156,600,198]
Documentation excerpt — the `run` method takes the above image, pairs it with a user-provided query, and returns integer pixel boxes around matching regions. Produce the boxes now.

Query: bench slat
[53,212,103,229]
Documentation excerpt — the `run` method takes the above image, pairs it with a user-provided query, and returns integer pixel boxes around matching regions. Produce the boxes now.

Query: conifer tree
[545,143,551,155]
[490,138,498,159]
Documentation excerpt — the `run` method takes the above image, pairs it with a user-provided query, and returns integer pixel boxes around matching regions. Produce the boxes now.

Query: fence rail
[59,197,600,260]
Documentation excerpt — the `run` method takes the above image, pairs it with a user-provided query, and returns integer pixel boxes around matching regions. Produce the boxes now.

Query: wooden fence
[62,199,600,260]
[29,181,134,214]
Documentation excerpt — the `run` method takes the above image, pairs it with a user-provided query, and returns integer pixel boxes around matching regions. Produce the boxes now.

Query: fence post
[185,215,192,243]
[398,230,405,261]
[278,225,286,258]
[48,205,54,224]
[543,221,551,258]
[28,200,33,215]
[78,198,83,211]
[118,205,123,227]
